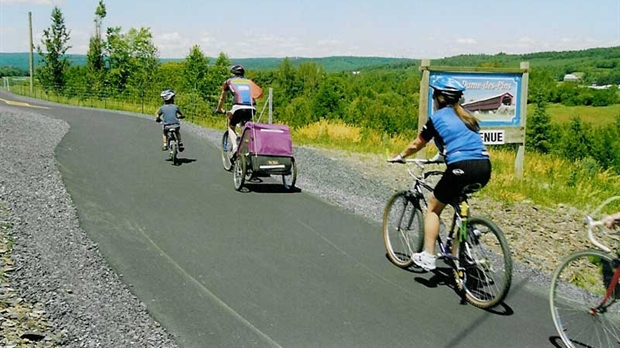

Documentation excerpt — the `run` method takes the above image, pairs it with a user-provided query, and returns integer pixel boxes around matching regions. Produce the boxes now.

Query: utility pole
[28,11,34,94]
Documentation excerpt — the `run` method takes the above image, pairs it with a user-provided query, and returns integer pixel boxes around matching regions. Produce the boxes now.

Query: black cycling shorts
[229,108,254,127]
[433,159,491,205]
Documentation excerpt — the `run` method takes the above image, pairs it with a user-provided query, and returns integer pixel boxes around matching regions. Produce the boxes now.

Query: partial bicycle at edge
[549,196,620,348]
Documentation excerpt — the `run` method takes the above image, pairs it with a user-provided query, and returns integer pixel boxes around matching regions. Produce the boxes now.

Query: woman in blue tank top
[389,76,491,271]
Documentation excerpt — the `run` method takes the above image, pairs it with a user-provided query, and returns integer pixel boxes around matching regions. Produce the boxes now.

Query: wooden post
[417,59,431,158]
[515,61,530,179]
[28,12,34,94]
[268,88,273,124]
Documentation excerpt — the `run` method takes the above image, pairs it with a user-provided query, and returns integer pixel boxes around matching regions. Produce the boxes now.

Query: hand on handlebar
[387,154,405,163]
[155,117,161,123]
[602,213,620,229]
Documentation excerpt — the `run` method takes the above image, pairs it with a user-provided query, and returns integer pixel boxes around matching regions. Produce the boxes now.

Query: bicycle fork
[593,259,620,315]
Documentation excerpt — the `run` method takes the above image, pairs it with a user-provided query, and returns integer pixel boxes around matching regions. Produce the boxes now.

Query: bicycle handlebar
[584,196,620,253]
[586,217,611,253]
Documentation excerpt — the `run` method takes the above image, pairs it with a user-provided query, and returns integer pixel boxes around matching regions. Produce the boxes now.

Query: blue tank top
[420,106,489,164]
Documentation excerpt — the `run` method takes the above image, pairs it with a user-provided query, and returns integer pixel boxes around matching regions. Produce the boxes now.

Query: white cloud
[457,38,476,45]
[518,36,535,43]
[154,32,193,57]
[0,0,63,4]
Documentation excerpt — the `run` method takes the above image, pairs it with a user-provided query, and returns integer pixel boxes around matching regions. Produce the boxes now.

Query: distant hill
[2,46,619,75]
[0,52,411,74]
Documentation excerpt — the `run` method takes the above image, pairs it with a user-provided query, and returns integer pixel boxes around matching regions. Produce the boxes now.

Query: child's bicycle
[165,125,181,166]
[156,117,181,166]
[383,158,513,309]
[549,196,620,348]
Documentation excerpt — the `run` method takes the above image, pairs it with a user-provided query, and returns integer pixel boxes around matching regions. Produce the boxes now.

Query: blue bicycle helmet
[430,76,465,103]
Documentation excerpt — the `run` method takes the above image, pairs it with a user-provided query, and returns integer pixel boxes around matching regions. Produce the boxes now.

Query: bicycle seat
[164,125,180,131]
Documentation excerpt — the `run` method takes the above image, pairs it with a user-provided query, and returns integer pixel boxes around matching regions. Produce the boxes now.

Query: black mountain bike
[383,158,513,309]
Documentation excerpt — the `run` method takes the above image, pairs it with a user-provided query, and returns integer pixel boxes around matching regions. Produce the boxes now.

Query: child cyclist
[155,89,185,152]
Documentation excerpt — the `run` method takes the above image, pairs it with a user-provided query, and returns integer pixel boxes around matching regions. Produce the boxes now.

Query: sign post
[418,60,529,178]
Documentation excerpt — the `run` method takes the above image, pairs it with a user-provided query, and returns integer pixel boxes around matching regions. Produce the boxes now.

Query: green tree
[558,116,591,160]
[312,75,344,120]
[183,45,210,100]
[104,26,159,98]
[36,6,71,93]
[104,26,131,94]
[526,99,555,153]
[125,27,160,102]
[85,0,107,97]
[206,52,231,105]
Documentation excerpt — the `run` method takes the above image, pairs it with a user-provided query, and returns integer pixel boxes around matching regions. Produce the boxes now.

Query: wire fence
[2,77,273,124]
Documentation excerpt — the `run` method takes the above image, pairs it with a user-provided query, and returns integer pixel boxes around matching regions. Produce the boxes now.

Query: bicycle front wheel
[550,249,620,348]
[382,191,424,268]
[171,142,178,166]
[454,217,512,309]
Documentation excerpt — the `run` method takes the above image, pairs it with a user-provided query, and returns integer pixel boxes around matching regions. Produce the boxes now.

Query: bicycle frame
[404,159,468,260]
[584,207,620,312]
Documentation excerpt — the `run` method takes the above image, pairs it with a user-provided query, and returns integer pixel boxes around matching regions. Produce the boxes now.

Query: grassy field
[527,103,620,125]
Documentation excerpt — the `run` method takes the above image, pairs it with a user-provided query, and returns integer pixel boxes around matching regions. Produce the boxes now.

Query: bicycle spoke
[456,217,512,309]
[383,192,423,268]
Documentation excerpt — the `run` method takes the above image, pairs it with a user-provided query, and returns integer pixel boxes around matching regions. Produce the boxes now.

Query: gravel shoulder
[0,104,606,346]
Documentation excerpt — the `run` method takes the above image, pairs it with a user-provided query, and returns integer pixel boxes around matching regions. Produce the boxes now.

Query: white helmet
[160,89,175,101]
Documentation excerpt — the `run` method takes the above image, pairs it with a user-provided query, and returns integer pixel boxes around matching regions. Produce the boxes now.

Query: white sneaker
[412,251,437,271]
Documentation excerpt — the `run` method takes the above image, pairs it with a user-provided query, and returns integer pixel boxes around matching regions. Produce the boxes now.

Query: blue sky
[1,0,619,59]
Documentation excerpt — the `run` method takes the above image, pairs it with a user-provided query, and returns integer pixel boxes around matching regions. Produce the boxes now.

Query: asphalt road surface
[1,91,563,348]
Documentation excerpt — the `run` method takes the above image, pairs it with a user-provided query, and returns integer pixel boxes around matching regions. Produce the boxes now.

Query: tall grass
[292,119,414,154]
[293,119,620,213]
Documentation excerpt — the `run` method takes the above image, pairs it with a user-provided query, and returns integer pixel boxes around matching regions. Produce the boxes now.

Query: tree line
[17,2,620,174]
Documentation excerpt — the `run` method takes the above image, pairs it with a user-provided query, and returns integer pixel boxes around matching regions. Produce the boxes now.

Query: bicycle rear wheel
[382,191,424,268]
[221,132,233,171]
[550,249,620,348]
[282,159,297,191]
[233,154,247,191]
[454,217,512,309]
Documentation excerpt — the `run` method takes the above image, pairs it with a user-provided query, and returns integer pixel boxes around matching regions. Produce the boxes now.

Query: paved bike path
[1,91,561,348]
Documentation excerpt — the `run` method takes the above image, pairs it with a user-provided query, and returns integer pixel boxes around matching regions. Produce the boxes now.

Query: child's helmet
[160,89,176,101]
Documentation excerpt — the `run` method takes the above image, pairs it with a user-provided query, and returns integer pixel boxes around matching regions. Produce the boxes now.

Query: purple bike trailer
[240,122,293,157]
[238,122,294,174]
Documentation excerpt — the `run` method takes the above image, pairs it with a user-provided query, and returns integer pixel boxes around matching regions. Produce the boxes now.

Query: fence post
[268,88,273,124]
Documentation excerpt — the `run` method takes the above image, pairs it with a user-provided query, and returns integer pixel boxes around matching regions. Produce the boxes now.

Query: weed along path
[1,90,558,348]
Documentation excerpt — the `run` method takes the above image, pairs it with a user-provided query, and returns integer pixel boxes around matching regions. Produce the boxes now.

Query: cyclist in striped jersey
[216,64,263,152]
